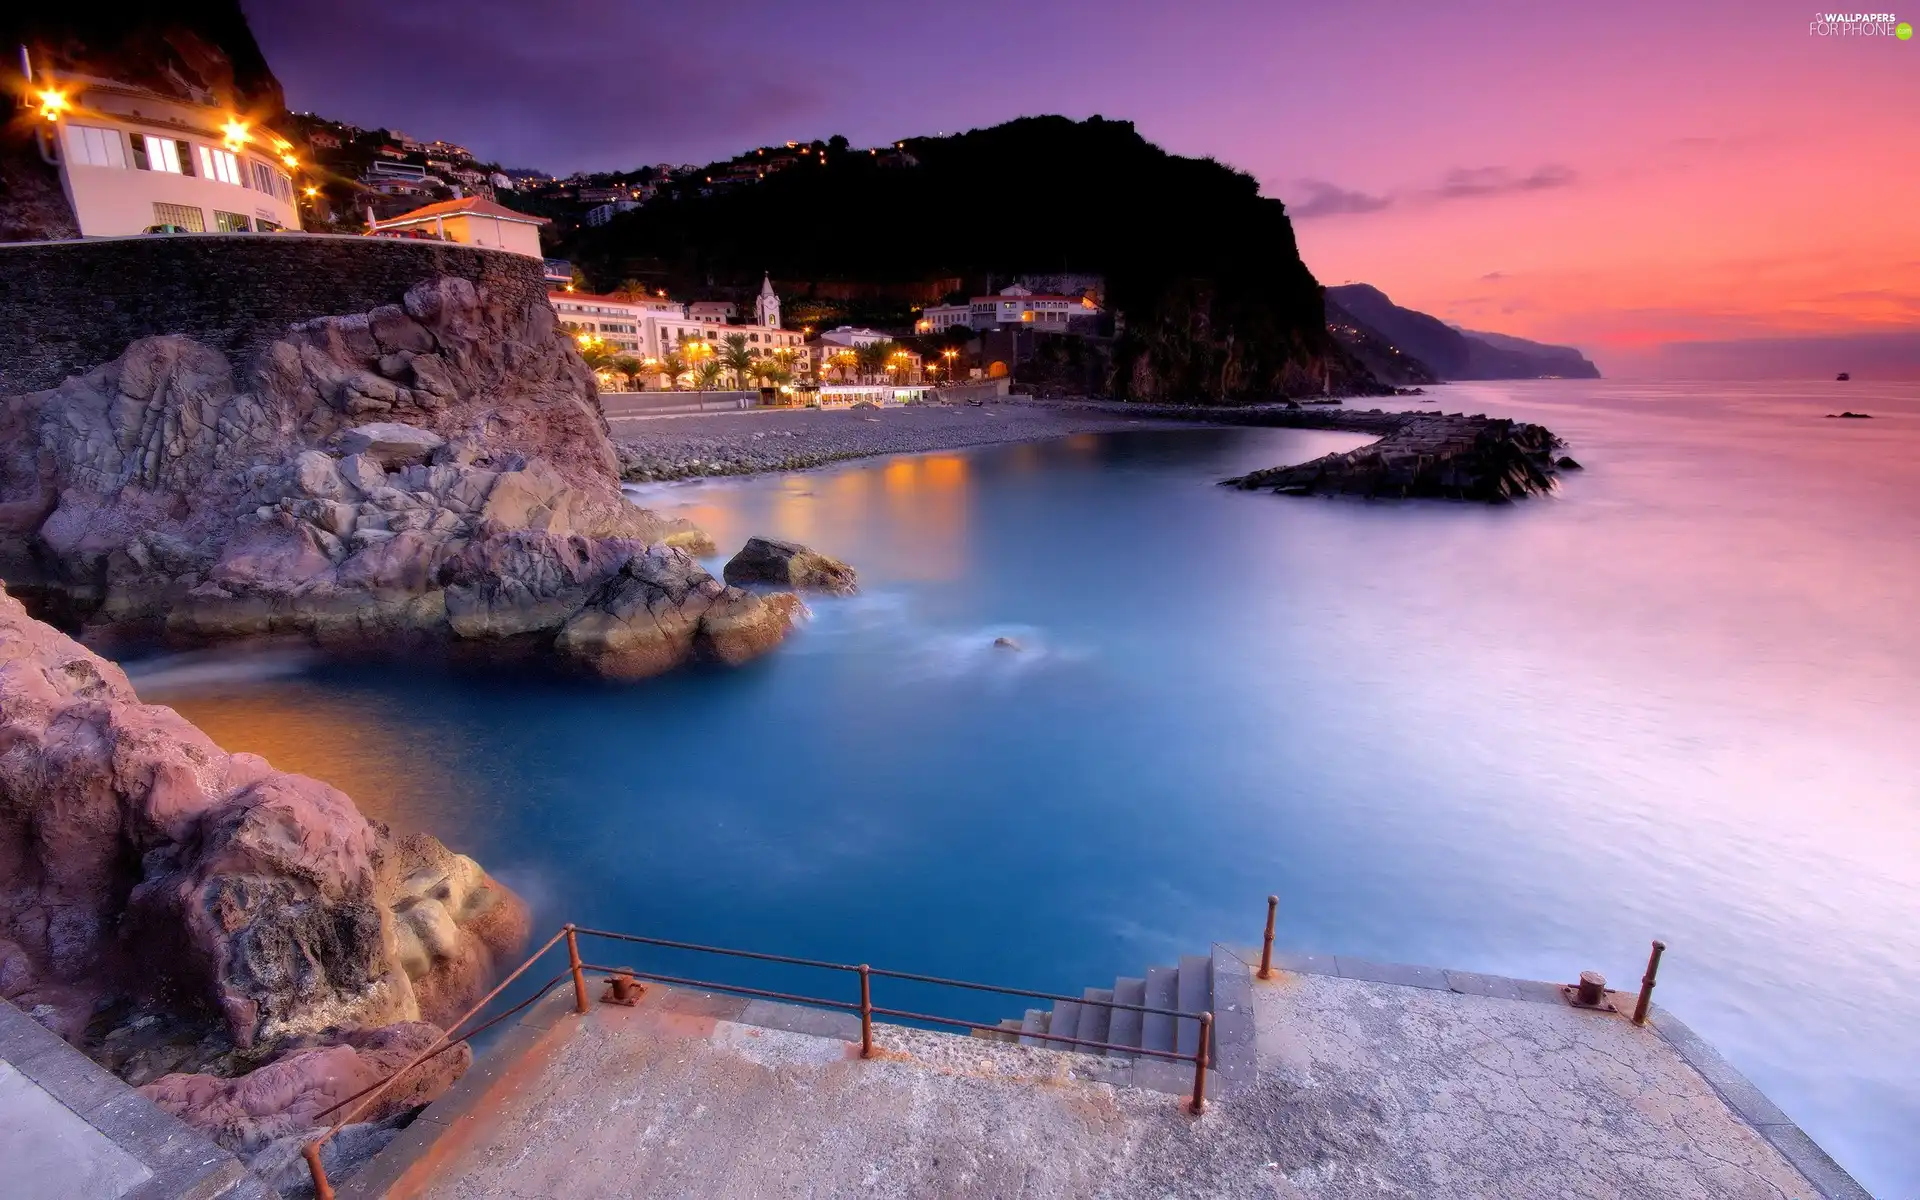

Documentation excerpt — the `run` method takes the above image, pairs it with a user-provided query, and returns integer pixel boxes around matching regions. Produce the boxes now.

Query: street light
[37,89,68,121]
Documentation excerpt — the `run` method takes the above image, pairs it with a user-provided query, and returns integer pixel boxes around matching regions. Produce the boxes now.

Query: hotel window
[197,146,244,185]
[255,219,283,233]
[63,124,128,168]
[151,202,205,232]
[134,135,191,175]
[213,210,252,232]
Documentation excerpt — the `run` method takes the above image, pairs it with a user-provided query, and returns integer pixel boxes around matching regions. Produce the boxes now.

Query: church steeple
[755,273,780,329]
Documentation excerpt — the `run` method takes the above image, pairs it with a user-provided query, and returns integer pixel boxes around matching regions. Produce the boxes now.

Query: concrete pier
[340,946,1868,1199]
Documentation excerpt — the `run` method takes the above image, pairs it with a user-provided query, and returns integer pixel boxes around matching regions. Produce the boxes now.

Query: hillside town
[17,76,1114,402]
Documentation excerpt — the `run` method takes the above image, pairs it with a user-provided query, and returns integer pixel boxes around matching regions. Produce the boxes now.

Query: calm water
[131,381,1919,1194]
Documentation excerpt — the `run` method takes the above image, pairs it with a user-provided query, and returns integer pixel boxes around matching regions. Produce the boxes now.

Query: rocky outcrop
[0,582,521,1174]
[0,275,800,677]
[723,537,859,595]
[1222,413,1565,501]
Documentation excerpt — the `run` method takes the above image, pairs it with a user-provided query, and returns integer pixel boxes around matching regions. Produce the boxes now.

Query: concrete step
[1108,978,1145,1051]
[1176,954,1212,1058]
[1018,1008,1049,1048]
[1078,987,1113,1051]
[1141,966,1178,1055]
[970,1018,1024,1044]
[1046,999,1082,1051]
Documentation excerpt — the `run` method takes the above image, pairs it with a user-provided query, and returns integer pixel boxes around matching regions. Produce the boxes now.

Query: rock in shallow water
[1223,413,1567,502]
[723,536,859,595]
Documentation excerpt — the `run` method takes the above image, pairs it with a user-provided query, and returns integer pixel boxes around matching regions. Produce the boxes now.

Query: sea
[125,380,1919,1195]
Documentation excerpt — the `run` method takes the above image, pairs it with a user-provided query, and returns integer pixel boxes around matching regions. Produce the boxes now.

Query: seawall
[0,234,548,395]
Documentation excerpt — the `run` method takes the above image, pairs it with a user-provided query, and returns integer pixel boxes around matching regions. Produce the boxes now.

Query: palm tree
[827,348,859,382]
[612,355,643,391]
[721,335,756,389]
[856,340,899,382]
[579,341,618,374]
[695,360,725,391]
[659,350,688,390]
[753,361,792,389]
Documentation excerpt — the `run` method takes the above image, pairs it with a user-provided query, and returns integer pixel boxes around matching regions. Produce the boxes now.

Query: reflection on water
[130,398,1920,1195]
[145,667,455,832]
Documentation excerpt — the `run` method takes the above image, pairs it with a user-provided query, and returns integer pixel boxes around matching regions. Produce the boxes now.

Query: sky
[245,0,1920,377]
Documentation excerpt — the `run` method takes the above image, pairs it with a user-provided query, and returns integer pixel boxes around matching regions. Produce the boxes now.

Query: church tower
[755,273,780,329]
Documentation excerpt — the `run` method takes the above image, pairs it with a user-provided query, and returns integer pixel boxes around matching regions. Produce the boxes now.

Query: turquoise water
[132,381,1920,1195]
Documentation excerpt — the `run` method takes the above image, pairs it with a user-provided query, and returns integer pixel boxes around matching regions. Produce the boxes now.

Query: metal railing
[302,923,1213,1199]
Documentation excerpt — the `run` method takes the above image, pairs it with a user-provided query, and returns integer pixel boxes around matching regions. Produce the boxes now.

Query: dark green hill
[565,116,1381,402]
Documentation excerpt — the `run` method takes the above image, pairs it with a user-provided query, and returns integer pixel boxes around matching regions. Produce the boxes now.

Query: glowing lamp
[222,119,249,149]
[38,89,69,120]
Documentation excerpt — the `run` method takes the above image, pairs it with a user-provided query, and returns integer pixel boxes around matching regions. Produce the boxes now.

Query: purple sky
[246,0,1920,374]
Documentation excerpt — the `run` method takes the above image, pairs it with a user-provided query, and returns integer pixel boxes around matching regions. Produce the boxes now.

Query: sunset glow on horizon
[252,0,1920,375]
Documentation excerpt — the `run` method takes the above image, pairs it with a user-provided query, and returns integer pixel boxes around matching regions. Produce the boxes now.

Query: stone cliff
[0,581,520,1173]
[0,271,801,678]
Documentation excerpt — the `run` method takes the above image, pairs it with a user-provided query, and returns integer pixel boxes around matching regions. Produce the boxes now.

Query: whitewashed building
[31,75,301,236]
[917,285,1103,333]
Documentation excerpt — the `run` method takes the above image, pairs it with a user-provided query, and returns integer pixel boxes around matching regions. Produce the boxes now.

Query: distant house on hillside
[688,301,738,322]
[919,285,1103,334]
[368,196,548,258]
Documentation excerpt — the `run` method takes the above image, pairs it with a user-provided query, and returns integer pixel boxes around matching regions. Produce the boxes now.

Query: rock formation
[0,581,521,1171]
[0,275,802,677]
[1222,413,1565,501]
[723,537,859,595]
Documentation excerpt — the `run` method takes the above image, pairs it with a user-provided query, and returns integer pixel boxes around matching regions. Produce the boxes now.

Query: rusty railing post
[1632,939,1666,1025]
[304,1141,333,1200]
[565,924,589,1014]
[1188,1012,1213,1114]
[858,964,874,1057]
[1258,895,1278,980]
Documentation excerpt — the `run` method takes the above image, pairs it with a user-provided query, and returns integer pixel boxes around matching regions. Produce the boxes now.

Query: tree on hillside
[611,279,654,302]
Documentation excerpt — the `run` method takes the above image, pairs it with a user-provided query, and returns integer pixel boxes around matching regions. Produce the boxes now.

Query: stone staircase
[975,944,1257,1097]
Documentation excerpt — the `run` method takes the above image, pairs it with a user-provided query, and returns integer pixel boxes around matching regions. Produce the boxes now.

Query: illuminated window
[64,124,127,169]
[151,202,204,231]
[213,210,252,232]
[136,135,188,174]
[255,219,283,232]
[197,145,243,185]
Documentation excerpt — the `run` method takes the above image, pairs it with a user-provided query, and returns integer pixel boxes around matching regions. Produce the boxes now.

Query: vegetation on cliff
[566,116,1381,402]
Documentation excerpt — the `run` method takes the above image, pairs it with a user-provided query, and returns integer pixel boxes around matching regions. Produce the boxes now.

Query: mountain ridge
[1327,284,1601,380]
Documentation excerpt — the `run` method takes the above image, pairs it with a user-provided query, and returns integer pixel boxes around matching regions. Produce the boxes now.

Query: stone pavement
[0,999,269,1200]
[343,946,1866,1200]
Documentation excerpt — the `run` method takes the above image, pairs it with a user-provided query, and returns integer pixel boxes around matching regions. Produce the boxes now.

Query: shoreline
[610,397,1423,483]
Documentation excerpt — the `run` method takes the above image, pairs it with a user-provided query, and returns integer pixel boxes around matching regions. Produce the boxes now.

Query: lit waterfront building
[28,74,301,236]
[918,285,1103,333]
[549,280,809,388]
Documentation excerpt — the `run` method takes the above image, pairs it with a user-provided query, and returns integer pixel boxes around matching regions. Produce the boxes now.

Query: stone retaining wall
[0,234,548,395]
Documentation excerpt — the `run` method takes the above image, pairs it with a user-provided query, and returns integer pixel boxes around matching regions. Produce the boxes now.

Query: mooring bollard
[566,924,589,1014]
[1188,1012,1213,1114]
[1258,895,1278,979]
[1633,940,1666,1025]
[858,964,874,1057]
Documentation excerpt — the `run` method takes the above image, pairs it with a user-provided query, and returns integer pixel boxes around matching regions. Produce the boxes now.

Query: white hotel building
[918,285,1102,333]
[550,277,808,385]
[31,75,302,237]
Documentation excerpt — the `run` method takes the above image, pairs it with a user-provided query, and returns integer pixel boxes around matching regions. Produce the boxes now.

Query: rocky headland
[0,581,526,1185]
[0,274,801,679]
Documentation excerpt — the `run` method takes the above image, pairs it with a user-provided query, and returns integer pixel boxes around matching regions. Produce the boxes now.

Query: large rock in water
[1222,413,1565,501]
[0,275,799,678]
[723,536,859,595]
[0,582,524,1165]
